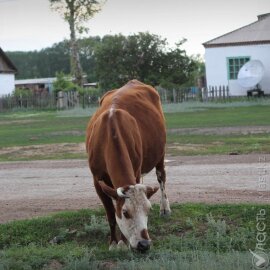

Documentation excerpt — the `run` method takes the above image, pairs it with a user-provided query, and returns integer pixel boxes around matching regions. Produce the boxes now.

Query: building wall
[205,44,270,96]
[0,73,15,96]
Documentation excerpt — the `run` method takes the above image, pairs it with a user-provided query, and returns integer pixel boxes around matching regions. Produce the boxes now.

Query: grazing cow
[86,80,171,252]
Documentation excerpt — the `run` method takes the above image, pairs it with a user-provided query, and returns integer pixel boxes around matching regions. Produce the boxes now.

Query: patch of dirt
[168,125,270,135]
[0,143,85,158]
[167,143,208,152]
[42,260,62,270]
[0,154,269,224]
[0,119,41,125]
[49,131,84,136]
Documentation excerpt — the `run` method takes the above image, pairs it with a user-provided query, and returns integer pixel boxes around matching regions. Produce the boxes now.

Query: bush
[53,72,77,93]
[13,88,33,98]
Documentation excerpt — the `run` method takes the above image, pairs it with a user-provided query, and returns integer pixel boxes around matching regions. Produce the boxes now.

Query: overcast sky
[0,0,269,56]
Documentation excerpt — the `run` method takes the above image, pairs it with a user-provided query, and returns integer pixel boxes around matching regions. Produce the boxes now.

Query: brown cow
[86,80,171,252]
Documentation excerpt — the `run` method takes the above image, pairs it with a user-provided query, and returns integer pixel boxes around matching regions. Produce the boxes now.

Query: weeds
[0,204,269,269]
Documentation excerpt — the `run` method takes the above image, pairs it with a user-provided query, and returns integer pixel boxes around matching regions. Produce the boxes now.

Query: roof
[203,13,270,48]
[0,47,17,74]
[15,77,57,85]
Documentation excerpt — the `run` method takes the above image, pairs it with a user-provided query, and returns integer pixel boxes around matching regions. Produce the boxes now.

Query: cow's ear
[99,181,118,200]
[146,186,159,199]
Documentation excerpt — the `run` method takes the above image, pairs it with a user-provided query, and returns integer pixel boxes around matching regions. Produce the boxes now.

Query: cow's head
[99,182,159,252]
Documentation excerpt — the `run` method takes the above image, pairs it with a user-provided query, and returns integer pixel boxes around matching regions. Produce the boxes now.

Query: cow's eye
[123,209,131,219]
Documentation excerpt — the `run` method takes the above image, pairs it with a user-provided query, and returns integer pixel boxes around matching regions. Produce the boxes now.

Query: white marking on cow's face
[115,184,152,250]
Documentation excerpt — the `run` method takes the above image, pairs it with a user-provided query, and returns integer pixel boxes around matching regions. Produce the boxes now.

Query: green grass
[0,103,270,160]
[166,133,270,155]
[0,204,269,269]
[0,112,88,148]
[165,105,270,129]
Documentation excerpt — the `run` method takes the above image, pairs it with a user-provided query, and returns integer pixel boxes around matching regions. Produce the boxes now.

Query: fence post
[19,94,22,108]
[57,91,66,109]
[82,92,85,109]
[226,86,229,98]
[222,86,226,99]
[211,87,214,100]
[203,87,208,102]
[173,89,176,103]
[164,89,167,103]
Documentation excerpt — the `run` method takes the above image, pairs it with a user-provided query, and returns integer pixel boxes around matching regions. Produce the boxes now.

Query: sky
[0,0,269,56]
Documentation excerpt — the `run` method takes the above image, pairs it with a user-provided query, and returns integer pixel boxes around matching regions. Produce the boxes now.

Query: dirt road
[0,154,269,223]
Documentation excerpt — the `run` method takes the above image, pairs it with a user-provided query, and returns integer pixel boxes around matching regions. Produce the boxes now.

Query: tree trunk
[69,9,83,86]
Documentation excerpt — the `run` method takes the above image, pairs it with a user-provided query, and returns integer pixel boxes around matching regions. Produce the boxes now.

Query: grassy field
[0,203,269,269]
[0,102,270,160]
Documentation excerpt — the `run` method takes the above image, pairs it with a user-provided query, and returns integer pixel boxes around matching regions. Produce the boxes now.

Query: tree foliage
[50,0,102,32]
[95,33,197,90]
[7,33,203,91]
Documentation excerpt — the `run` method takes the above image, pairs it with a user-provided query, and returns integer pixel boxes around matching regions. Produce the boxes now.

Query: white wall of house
[205,44,270,96]
[0,73,15,96]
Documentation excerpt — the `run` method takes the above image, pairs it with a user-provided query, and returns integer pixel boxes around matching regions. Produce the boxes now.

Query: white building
[203,13,270,96]
[0,48,17,96]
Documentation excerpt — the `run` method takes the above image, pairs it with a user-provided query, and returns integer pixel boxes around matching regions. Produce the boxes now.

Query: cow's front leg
[156,158,171,217]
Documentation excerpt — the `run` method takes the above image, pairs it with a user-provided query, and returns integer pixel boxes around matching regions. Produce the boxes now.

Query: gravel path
[0,154,269,223]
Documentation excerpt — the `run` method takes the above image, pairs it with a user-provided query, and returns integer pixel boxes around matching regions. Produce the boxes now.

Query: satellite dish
[237,60,264,88]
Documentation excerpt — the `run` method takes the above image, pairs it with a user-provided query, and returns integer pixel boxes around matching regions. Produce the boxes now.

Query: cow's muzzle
[137,240,151,252]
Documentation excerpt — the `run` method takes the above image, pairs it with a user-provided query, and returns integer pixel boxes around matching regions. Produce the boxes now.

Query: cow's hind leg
[93,177,118,250]
[156,157,171,217]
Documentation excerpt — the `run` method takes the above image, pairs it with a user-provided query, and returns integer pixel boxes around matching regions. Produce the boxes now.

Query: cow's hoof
[160,209,171,217]
[109,241,117,251]
[117,240,128,250]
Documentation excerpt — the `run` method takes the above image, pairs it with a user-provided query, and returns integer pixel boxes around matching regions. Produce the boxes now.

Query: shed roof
[15,77,57,85]
[0,47,17,74]
[203,13,270,48]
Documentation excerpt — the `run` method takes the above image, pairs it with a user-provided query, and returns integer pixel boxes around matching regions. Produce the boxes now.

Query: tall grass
[64,250,252,270]
[0,204,269,269]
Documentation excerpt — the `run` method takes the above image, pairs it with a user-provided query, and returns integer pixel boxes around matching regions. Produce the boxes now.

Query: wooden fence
[0,86,231,112]
[0,91,100,112]
[0,92,56,111]
[157,85,230,103]
[202,86,230,101]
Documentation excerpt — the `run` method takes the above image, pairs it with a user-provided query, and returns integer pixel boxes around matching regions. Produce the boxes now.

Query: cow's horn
[117,187,129,198]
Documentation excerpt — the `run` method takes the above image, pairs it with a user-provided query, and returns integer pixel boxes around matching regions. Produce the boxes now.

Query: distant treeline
[7,33,203,90]
[7,37,98,83]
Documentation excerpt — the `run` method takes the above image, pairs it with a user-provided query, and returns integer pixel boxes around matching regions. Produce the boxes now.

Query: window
[227,57,250,80]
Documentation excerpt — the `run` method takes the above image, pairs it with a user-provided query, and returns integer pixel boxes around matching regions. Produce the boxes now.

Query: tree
[50,0,103,86]
[95,33,197,91]
[95,34,127,90]
[78,36,101,82]
[159,40,196,89]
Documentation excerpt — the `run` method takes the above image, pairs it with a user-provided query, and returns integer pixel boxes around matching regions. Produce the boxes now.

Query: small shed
[203,13,270,96]
[15,77,56,94]
[0,48,17,96]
